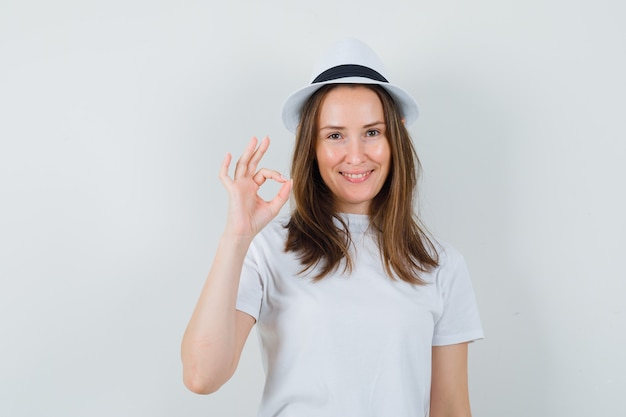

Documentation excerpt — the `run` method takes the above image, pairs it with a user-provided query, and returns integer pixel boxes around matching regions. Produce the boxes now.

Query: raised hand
[219,136,292,239]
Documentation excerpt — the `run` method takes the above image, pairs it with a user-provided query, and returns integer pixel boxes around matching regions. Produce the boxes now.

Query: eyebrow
[318,121,385,131]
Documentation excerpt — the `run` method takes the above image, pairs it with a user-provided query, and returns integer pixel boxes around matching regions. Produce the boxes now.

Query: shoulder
[426,238,471,286]
[432,239,465,268]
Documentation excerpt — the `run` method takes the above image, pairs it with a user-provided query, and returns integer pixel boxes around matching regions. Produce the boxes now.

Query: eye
[366,129,380,137]
[327,132,342,140]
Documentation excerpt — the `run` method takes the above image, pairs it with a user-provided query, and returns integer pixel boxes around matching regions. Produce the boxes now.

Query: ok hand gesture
[219,136,292,239]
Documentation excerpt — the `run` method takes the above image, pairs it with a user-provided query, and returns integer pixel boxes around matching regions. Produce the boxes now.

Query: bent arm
[181,137,291,394]
[430,343,472,417]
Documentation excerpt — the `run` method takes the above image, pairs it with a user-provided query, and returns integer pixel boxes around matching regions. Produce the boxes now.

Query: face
[315,85,391,214]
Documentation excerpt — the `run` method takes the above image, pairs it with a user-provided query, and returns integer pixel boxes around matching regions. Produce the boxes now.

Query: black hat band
[312,64,388,84]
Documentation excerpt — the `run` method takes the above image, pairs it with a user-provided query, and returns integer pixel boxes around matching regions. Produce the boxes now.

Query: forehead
[318,85,384,121]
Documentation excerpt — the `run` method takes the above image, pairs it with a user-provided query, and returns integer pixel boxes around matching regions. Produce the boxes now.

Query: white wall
[1,1,624,416]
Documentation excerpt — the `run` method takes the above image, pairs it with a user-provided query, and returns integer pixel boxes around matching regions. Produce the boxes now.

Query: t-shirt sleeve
[236,244,264,321]
[432,245,484,346]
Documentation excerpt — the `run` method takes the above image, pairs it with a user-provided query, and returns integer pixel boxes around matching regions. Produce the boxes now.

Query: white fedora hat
[281,38,419,134]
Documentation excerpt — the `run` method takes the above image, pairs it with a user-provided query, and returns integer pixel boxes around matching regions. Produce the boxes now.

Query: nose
[345,137,365,164]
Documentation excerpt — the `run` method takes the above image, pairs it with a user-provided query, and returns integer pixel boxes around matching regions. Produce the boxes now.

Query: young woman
[181,39,483,417]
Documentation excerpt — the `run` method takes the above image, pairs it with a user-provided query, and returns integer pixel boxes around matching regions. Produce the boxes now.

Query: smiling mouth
[341,170,373,179]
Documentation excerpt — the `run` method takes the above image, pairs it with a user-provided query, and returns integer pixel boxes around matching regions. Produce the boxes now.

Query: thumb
[267,179,293,215]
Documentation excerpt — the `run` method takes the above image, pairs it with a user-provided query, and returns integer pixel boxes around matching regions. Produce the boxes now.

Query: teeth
[342,171,369,179]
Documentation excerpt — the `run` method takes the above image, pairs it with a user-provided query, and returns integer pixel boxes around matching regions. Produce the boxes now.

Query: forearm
[181,232,253,393]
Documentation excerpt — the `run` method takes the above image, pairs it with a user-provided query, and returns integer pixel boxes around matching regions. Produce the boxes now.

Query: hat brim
[281,77,419,134]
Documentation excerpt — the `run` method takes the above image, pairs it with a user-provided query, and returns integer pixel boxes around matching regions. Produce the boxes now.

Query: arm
[180,235,256,394]
[430,343,472,417]
[181,137,292,394]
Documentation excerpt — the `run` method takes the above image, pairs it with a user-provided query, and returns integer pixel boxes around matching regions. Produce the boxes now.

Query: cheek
[371,141,391,164]
[316,146,337,169]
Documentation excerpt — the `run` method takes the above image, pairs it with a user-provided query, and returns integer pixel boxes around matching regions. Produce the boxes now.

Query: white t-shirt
[237,213,483,417]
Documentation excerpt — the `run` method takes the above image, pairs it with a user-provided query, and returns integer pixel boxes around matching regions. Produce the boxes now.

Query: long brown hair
[285,84,438,284]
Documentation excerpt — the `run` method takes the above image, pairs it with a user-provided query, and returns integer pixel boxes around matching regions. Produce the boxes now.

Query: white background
[1,1,624,416]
